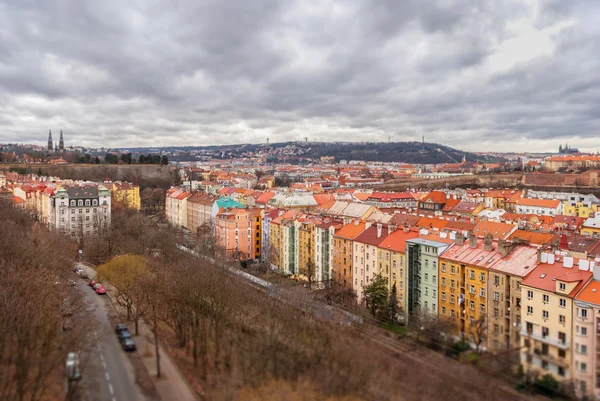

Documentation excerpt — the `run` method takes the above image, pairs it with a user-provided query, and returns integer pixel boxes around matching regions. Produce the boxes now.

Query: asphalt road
[76,266,145,401]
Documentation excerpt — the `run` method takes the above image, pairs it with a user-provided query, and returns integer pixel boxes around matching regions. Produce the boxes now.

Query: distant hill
[122,141,503,164]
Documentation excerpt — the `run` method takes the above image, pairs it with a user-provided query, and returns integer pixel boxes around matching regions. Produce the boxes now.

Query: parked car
[65,352,81,381]
[96,285,106,295]
[115,323,128,334]
[118,329,132,343]
[122,338,136,352]
[93,283,101,290]
[89,280,96,287]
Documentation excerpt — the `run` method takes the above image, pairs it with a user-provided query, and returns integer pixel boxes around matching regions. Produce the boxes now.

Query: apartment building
[516,198,564,216]
[571,270,600,399]
[377,227,419,310]
[332,220,367,288]
[214,208,255,261]
[49,185,111,239]
[165,189,191,228]
[315,221,342,286]
[111,182,141,211]
[187,193,218,233]
[353,223,388,301]
[520,254,592,382]
[406,232,452,320]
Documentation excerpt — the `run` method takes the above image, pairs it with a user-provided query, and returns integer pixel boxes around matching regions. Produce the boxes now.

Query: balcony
[522,331,569,350]
[534,349,569,368]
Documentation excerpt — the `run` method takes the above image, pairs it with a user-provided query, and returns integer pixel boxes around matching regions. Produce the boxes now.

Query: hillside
[123,141,502,164]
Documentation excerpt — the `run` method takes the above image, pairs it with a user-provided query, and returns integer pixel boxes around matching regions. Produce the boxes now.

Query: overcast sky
[1,0,599,152]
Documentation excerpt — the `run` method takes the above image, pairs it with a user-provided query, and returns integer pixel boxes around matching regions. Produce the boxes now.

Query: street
[76,267,145,401]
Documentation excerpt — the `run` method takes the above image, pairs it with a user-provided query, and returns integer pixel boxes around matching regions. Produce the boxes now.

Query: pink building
[214,208,255,261]
[572,267,600,399]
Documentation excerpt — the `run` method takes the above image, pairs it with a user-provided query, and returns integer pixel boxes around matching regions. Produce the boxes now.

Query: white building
[49,185,111,240]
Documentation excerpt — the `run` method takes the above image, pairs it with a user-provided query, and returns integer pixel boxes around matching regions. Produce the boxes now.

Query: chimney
[563,256,574,268]
[365,221,372,229]
[377,223,382,238]
[468,231,477,248]
[594,264,600,281]
[455,232,464,246]
[449,231,456,240]
[354,219,359,226]
[389,224,397,234]
[579,260,590,271]
[547,253,555,265]
[484,234,493,251]
[498,239,507,256]
[403,224,410,233]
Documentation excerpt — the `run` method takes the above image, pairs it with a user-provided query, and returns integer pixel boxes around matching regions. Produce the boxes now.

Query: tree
[388,283,399,323]
[120,153,133,164]
[94,156,100,164]
[534,374,559,397]
[97,254,150,335]
[138,154,146,164]
[105,153,119,164]
[471,315,487,352]
[160,155,169,165]
[363,274,389,320]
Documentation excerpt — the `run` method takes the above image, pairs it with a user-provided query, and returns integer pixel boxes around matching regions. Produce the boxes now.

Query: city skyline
[1,1,600,152]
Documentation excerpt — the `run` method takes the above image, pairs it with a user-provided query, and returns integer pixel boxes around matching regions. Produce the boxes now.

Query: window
[542,326,549,338]
[480,273,485,282]
[527,306,533,315]
[494,276,500,286]
[527,290,533,300]
[441,263,446,272]
[451,266,455,274]
[494,292,499,301]
[582,309,588,319]
[558,349,566,358]
[432,276,436,284]
[559,282,566,291]
[470,300,475,310]
[479,288,485,297]
[582,327,588,336]
[542,310,549,319]
[451,280,455,288]
[470,270,475,279]
[442,292,446,301]
[480,304,485,313]
[442,306,446,315]
[542,294,549,304]
[425,273,428,282]
[581,362,587,372]
[494,308,499,317]
[450,310,455,318]
[442,277,446,286]
[470,285,475,294]
[559,298,566,308]
[92,199,98,206]
[582,345,588,355]
[450,295,455,303]
[71,200,76,206]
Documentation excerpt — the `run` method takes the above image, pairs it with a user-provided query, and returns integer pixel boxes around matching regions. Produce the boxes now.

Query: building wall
[520,287,572,381]
[332,237,353,288]
[572,301,596,399]
[486,272,524,351]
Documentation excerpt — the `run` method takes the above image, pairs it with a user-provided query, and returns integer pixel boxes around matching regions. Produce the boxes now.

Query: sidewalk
[78,263,199,401]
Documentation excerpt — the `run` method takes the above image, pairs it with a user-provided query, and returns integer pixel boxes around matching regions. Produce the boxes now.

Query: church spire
[47,130,53,152]
[59,130,64,151]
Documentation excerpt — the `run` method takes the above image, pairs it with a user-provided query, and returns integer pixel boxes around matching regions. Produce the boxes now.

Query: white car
[65,352,81,381]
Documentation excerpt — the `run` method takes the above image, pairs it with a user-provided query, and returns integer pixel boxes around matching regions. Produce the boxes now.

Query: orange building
[332,220,367,288]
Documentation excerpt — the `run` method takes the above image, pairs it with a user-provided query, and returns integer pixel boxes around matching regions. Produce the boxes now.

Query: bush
[534,374,559,398]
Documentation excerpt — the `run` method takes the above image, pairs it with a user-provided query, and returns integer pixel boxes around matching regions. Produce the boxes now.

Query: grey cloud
[0,0,599,152]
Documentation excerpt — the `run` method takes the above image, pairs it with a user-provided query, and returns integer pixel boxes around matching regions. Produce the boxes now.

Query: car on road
[118,329,132,343]
[95,285,106,295]
[122,338,136,352]
[65,352,81,381]
[89,280,96,287]
[115,323,129,334]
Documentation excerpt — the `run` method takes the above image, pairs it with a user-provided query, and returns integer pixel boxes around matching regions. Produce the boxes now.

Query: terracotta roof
[390,213,421,227]
[354,225,390,247]
[444,220,476,232]
[255,191,275,204]
[508,230,557,246]
[416,217,449,230]
[442,197,461,211]
[12,196,25,204]
[314,193,335,205]
[516,198,561,208]
[378,229,419,253]
[522,260,592,297]
[420,191,447,204]
[559,233,600,255]
[353,192,370,201]
[575,280,600,305]
[452,200,481,213]
[334,221,367,240]
[472,221,516,240]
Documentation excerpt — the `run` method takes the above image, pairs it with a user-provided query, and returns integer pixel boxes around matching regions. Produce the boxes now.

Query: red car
[89,280,96,287]
[96,285,106,295]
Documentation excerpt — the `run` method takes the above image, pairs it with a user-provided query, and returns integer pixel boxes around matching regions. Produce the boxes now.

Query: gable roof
[420,191,447,204]
[508,230,557,246]
[472,221,517,240]
[522,260,592,297]
[334,221,367,240]
[378,229,419,253]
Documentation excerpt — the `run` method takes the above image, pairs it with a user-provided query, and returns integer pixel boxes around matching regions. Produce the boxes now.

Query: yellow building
[297,219,317,280]
[581,215,600,238]
[563,201,598,218]
[112,182,141,211]
[520,254,592,382]
[439,234,493,346]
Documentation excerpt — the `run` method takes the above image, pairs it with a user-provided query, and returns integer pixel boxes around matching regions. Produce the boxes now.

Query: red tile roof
[378,229,419,253]
[522,259,592,297]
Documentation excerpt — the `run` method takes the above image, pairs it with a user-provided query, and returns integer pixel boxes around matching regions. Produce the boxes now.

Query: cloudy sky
[1,0,599,152]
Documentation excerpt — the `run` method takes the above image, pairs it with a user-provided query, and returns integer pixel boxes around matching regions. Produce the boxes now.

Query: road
[76,267,145,401]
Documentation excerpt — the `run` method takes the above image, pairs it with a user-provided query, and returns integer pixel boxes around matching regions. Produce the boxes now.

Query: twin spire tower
[47,130,65,152]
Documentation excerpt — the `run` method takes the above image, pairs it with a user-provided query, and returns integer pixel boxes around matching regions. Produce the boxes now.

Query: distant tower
[47,130,53,152]
[462,153,466,164]
[59,130,64,151]
[422,135,424,144]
